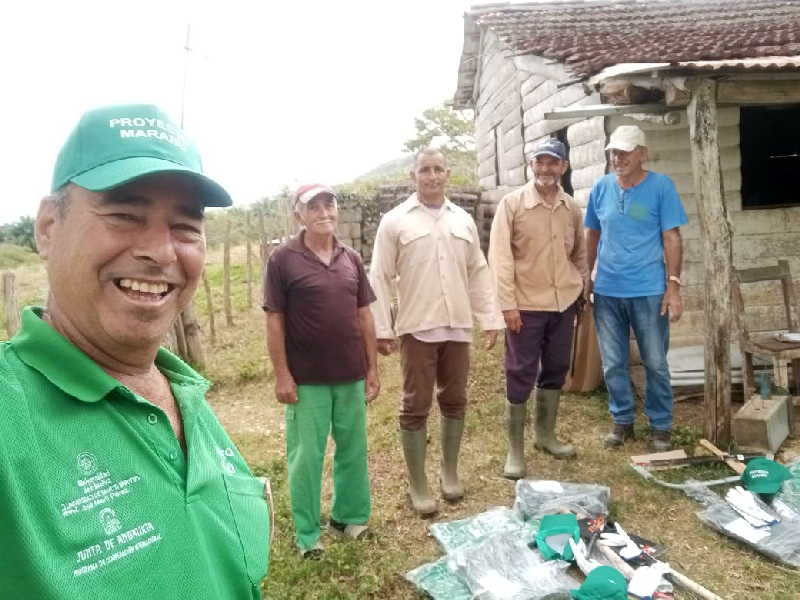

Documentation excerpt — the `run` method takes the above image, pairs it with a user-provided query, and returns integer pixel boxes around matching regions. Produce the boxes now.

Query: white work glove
[568,538,602,576]
[628,561,672,598]
[599,522,641,560]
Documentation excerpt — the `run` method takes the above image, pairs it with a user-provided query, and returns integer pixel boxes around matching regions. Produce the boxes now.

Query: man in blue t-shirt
[585,125,688,452]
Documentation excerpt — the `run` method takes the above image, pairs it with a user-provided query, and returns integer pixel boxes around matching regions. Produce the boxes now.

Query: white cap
[605,125,647,152]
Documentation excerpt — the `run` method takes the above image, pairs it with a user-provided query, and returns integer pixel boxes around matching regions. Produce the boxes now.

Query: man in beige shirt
[369,147,504,516]
[488,139,588,480]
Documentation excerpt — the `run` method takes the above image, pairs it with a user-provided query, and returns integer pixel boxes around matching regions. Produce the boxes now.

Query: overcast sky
[0,0,477,224]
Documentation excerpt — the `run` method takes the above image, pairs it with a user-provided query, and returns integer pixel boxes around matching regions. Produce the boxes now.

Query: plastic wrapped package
[776,457,800,515]
[514,480,610,521]
[430,507,538,554]
[447,531,580,600]
[695,490,800,568]
[405,556,473,600]
[679,480,734,505]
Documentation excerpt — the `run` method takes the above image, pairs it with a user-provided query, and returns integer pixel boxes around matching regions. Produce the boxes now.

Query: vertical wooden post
[284,194,295,240]
[223,219,234,326]
[173,313,188,359]
[3,272,19,338]
[245,209,253,309]
[258,204,267,263]
[688,78,735,444]
[202,271,216,345]
[181,305,206,370]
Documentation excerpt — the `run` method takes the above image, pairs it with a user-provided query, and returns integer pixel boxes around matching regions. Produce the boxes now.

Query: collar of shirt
[10,306,208,404]
[285,229,345,261]
[522,182,572,211]
[402,192,456,214]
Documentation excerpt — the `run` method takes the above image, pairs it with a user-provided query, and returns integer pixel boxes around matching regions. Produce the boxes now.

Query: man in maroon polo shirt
[263,184,379,559]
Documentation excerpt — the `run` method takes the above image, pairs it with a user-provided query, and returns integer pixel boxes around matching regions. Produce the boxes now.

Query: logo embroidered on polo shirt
[99,508,122,535]
[217,447,237,475]
[77,452,98,476]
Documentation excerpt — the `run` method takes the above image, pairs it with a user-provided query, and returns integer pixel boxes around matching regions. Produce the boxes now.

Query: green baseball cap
[571,566,627,600]
[51,104,232,207]
[741,458,792,494]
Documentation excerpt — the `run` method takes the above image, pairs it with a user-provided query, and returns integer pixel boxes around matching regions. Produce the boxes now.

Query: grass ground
[4,244,800,599]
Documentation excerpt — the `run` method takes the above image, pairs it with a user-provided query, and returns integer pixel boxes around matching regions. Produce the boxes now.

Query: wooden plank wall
[471,38,800,348]
[473,31,604,248]
[475,31,525,192]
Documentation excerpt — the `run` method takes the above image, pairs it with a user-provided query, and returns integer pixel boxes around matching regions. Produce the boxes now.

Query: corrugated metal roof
[679,56,800,71]
[455,0,800,106]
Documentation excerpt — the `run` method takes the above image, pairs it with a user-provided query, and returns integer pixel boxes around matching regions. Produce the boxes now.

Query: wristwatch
[668,275,682,286]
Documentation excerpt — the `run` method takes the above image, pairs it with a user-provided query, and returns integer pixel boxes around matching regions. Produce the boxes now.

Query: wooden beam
[544,103,667,120]
[687,78,735,445]
[3,271,19,338]
[717,80,800,105]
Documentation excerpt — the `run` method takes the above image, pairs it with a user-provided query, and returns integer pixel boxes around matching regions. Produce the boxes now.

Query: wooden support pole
[284,194,296,240]
[245,209,253,309]
[3,271,19,338]
[181,305,206,370]
[173,313,188,360]
[202,271,216,346]
[687,78,735,445]
[223,219,234,327]
[258,204,267,264]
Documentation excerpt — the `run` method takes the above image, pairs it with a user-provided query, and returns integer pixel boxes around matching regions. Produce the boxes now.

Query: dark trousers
[399,335,470,430]
[505,304,577,404]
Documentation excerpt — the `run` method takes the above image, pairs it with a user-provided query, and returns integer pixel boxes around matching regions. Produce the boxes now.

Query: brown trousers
[399,334,470,431]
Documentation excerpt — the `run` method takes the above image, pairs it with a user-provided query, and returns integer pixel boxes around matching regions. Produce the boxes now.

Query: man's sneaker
[604,423,634,448]
[329,518,371,540]
[650,430,672,452]
[299,541,324,560]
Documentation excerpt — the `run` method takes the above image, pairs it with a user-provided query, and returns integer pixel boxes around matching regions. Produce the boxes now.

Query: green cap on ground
[51,104,232,207]
[742,458,792,494]
[571,566,627,600]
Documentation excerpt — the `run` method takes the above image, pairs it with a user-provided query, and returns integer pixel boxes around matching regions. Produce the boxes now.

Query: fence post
[202,271,216,345]
[173,313,188,359]
[181,305,206,370]
[223,218,234,326]
[246,209,253,309]
[3,272,19,338]
[258,205,267,263]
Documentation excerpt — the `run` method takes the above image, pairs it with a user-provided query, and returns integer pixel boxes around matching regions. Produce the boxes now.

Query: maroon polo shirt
[263,231,376,384]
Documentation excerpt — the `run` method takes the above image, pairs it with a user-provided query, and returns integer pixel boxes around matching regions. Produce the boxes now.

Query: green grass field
[4,241,800,599]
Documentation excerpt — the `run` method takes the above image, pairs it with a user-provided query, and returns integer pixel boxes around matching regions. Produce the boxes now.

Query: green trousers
[285,380,371,551]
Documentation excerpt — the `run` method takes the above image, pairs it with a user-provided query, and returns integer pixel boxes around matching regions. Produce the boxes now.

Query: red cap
[295,184,336,206]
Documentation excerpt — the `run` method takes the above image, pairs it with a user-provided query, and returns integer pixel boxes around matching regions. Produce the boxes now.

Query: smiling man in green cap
[0,104,271,599]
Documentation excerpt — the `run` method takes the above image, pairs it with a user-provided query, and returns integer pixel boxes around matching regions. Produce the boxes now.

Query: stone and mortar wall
[337,184,480,265]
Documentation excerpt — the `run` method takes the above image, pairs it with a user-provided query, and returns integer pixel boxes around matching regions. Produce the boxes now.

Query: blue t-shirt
[584,171,688,297]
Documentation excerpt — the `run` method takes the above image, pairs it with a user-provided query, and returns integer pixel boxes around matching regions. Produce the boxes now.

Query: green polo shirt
[0,307,269,600]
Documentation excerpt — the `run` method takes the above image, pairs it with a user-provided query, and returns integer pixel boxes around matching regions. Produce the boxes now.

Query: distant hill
[354,155,415,182]
[353,151,477,188]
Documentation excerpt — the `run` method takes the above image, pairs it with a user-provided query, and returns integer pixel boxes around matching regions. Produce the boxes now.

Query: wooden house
[454,0,800,440]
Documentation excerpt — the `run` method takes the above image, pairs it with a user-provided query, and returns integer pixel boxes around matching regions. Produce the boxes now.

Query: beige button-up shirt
[488,181,588,312]
[369,193,504,339]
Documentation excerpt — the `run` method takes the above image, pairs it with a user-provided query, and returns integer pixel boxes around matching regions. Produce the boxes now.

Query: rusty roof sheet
[472,0,800,79]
